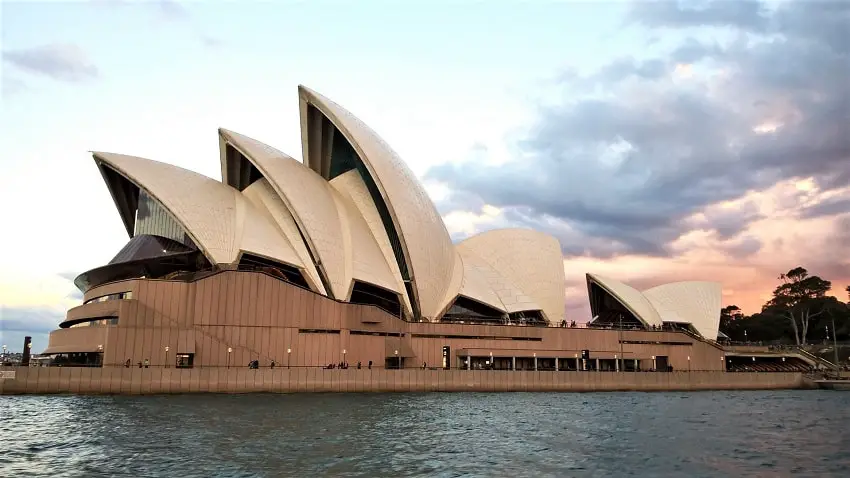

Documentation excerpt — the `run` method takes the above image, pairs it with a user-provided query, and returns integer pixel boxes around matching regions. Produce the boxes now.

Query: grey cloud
[157,0,190,20]
[627,0,770,32]
[433,189,486,216]
[1,76,27,98]
[721,236,764,259]
[428,0,850,258]
[701,201,764,239]
[799,197,850,219]
[670,37,725,64]
[0,307,63,335]
[57,271,78,282]
[3,44,98,82]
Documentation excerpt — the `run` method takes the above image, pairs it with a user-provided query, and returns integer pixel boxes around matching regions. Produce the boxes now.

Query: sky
[1,0,848,353]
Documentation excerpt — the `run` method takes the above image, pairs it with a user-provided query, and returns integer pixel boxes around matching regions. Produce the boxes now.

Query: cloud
[156,0,190,20]
[799,196,850,219]
[57,271,79,282]
[427,0,849,259]
[2,44,98,82]
[1,76,27,98]
[0,306,63,335]
[720,235,763,259]
[627,0,771,32]
[94,0,221,48]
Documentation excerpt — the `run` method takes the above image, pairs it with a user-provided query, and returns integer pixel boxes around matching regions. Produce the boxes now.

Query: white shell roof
[93,152,299,268]
[332,187,403,300]
[642,281,722,340]
[459,229,565,323]
[330,170,413,317]
[242,179,326,294]
[587,273,723,338]
[455,246,541,314]
[218,129,349,299]
[586,273,663,328]
[220,128,407,304]
[299,86,461,321]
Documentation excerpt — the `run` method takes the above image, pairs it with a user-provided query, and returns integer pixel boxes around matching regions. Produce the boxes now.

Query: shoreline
[0,368,810,395]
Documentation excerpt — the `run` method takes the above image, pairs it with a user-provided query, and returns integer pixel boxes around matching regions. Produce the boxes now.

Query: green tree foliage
[763,267,832,345]
[719,305,744,333]
[719,267,849,344]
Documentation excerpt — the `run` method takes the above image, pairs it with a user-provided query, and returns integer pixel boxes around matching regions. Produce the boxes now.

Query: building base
[0,367,810,395]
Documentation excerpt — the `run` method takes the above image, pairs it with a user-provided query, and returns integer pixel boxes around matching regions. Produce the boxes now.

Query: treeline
[721,267,850,344]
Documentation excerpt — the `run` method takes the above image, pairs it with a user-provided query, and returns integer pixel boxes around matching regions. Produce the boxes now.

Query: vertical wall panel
[247,274,258,326]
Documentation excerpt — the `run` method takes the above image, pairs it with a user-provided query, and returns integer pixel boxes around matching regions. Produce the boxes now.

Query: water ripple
[1,391,848,477]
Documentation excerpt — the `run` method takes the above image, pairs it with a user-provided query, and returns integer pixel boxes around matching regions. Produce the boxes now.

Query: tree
[719,305,744,333]
[846,285,850,301]
[763,267,832,345]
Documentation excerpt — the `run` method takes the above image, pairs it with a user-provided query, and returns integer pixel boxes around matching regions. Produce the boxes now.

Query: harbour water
[1,391,848,477]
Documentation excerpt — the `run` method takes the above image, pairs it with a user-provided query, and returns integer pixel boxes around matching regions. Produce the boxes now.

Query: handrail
[794,346,837,369]
[677,327,725,351]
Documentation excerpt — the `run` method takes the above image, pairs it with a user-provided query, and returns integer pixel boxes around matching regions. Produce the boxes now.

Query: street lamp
[831,315,840,372]
[227,347,233,369]
[343,348,347,365]
[533,352,537,371]
[574,353,579,371]
[489,351,493,368]
[744,330,748,343]
[165,346,170,368]
[287,347,291,369]
[614,354,618,372]
[687,355,691,372]
[394,349,400,369]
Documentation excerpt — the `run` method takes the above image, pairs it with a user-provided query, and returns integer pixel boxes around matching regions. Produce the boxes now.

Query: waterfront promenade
[0,367,808,395]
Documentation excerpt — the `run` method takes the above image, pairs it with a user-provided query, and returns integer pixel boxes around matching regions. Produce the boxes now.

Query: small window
[176,353,194,369]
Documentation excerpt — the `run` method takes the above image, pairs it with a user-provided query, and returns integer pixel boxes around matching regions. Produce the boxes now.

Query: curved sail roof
[642,281,722,339]
[93,152,300,268]
[298,85,461,321]
[242,179,326,294]
[458,229,565,322]
[456,247,541,314]
[586,273,663,328]
[221,129,405,304]
[218,129,348,299]
[330,170,413,317]
[332,189,403,300]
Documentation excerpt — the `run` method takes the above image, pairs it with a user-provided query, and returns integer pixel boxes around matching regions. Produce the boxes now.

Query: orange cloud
[564,177,850,320]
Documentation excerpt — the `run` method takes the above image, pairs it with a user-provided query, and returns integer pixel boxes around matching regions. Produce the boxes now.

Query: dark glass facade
[443,297,505,323]
[135,190,194,247]
[84,291,133,305]
[67,317,119,328]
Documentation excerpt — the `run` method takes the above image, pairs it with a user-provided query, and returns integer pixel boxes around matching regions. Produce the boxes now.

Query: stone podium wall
[0,367,808,395]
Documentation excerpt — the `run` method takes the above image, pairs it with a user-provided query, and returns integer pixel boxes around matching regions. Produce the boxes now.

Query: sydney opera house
[44,85,730,373]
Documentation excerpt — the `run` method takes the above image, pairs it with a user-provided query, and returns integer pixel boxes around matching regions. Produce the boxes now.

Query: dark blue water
[1,391,848,477]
